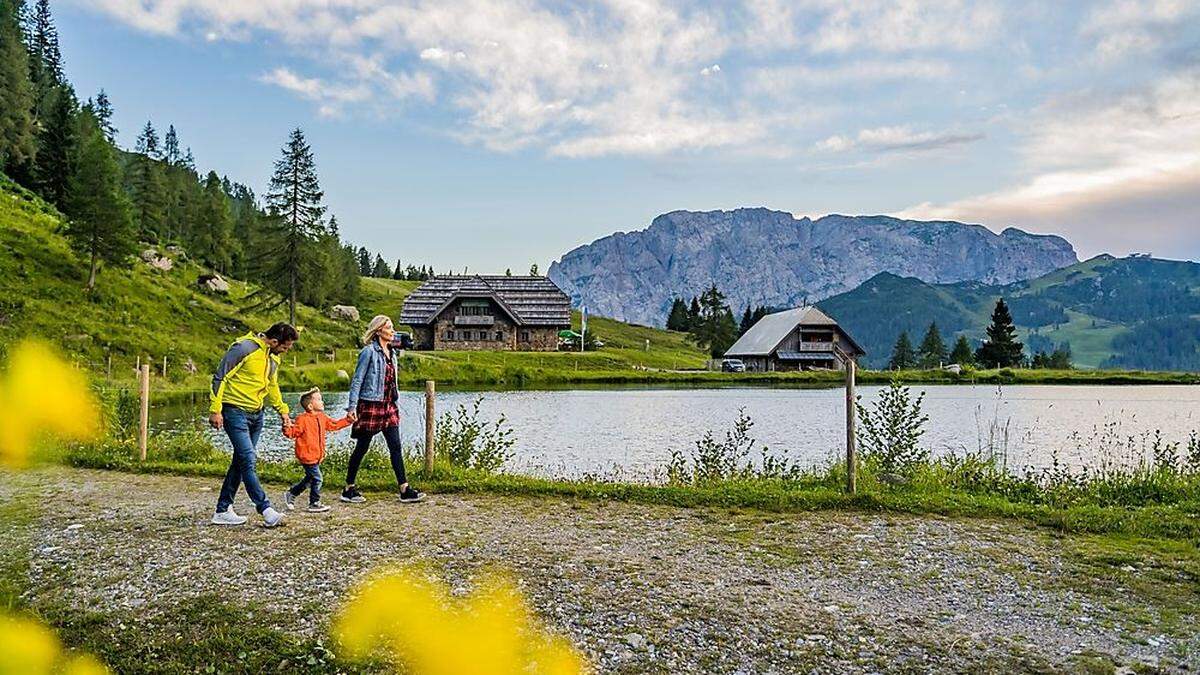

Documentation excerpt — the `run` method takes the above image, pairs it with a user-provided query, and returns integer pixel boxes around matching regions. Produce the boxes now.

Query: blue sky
[58,0,1200,271]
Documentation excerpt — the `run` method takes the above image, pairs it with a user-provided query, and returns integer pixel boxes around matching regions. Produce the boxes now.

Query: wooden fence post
[845,358,857,494]
[162,355,168,378]
[138,364,150,461]
[424,380,435,473]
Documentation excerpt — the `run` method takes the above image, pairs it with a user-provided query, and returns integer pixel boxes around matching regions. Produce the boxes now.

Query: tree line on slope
[0,0,440,323]
[886,299,1072,370]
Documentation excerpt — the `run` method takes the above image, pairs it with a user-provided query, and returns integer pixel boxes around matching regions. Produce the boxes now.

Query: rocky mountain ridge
[548,208,1078,326]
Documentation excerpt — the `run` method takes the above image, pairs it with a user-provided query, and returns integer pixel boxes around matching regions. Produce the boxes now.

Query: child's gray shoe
[283,490,296,511]
[262,507,285,528]
[211,508,247,526]
[307,502,331,513]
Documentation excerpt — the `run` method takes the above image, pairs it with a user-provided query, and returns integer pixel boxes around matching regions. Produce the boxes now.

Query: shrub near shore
[68,386,1200,541]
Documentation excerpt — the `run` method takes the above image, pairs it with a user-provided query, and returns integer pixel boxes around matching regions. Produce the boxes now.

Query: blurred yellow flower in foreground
[0,614,109,675]
[335,567,588,675]
[0,340,100,467]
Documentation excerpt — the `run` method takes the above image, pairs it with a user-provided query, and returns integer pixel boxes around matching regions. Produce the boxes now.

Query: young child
[283,387,354,512]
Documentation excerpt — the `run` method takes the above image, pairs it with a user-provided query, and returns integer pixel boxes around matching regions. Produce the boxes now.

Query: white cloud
[817,125,984,154]
[802,0,1004,53]
[1081,0,1199,63]
[898,72,1200,258]
[700,64,721,76]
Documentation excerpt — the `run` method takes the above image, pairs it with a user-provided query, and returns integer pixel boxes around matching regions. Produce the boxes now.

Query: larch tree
[260,127,326,324]
[0,0,35,172]
[64,112,135,291]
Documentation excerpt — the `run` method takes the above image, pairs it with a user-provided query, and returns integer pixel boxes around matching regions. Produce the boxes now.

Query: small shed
[724,306,865,372]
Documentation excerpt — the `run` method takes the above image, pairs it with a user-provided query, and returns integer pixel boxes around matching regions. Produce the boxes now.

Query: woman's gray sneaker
[399,487,424,503]
[211,508,247,526]
[340,487,366,503]
[307,502,331,513]
[262,507,285,528]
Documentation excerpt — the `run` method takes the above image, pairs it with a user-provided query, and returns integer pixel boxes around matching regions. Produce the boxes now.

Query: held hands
[345,412,358,423]
[281,414,293,431]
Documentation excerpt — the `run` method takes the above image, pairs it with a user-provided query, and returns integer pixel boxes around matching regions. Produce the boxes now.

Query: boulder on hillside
[197,273,230,294]
[335,369,349,380]
[140,248,159,263]
[147,256,173,272]
[329,305,360,322]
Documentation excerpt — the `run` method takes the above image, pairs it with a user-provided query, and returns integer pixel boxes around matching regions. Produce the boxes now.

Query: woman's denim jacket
[346,340,401,412]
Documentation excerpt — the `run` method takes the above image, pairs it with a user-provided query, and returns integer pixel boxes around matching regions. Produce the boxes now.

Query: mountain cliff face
[548,208,1078,326]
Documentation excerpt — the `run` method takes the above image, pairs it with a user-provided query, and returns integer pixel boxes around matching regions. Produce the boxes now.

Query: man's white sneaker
[211,508,247,526]
[262,507,285,528]
[283,490,296,511]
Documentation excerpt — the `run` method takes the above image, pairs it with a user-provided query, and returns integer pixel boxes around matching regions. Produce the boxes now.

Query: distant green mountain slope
[818,255,1200,371]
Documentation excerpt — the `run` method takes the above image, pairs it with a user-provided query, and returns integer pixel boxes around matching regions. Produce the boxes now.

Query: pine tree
[949,335,975,367]
[260,127,327,324]
[975,298,1024,368]
[163,124,180,165]
[687,296,701,330]
[0,0,35,172]
[192,170,233,272]
[64,111,135,291]
[392,259,404,280]
[888,331,917,370]
[917,322,947,369]
[327,214,339,236]
[92,88,114,141]
[182,147,195,171]
[357,246,371,276]
[666,298,690,331]
[127,145,166,240]
[529,263,539,276]
[33,82,75,205]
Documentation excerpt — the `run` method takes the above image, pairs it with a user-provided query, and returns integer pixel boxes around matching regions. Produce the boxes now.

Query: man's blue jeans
[215,405,271,514]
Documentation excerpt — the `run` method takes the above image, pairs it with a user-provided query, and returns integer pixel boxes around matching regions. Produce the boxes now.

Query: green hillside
[0,177,709,390]
[819,255,1200,370]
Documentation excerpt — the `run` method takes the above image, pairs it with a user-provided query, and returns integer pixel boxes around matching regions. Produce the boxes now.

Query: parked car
[721,358,746,372]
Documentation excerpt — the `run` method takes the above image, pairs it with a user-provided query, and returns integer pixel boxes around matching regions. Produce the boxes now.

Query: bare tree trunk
[86,246,98,291]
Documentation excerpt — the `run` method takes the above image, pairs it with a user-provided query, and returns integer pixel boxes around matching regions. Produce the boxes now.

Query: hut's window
[495,331,504,341]
[519,330,530,342]
[444,330,453,340]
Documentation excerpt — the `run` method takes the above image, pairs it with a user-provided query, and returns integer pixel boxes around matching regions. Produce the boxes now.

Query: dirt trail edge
[2,467,1196,673]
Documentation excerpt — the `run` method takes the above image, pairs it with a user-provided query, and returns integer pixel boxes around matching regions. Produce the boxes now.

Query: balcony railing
[796,341,834,351]
[455,315,495,326]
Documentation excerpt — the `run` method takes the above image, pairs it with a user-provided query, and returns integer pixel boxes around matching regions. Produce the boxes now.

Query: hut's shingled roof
[724,306,865,357]
[399,276,572,327]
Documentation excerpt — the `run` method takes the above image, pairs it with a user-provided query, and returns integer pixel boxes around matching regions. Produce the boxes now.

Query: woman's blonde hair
[362,314,393,344]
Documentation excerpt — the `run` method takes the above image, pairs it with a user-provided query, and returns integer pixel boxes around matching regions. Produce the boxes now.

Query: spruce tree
[25,0,60,85]
[357,246,371,276]
[392,259,404,280]
[529,263,539,276]
[64,112,135,290]
[975,298,1024,368]
[163,124,180,165]
[666,298,689,331]
[917,322,947,369]
[371,253,389,278]
[33,82,75,205]
[738,306,754,336]
[135,120,160,159]
[192,170,233,272]
[260,127,326,324]
[92,88,114,141]
[949,335,975,367]
[128,150,166,240]
[888,331,916,370]
[0,0,34,173]
[689,285,738,357]
[182,147,195,171]
[687,296,701,330]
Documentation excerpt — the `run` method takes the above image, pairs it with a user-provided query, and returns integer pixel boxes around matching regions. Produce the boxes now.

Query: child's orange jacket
[283,411,352,465]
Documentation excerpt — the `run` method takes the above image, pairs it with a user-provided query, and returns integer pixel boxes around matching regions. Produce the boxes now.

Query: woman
[342,315,423,504]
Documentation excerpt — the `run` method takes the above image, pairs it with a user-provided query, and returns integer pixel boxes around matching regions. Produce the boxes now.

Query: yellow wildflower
[0,614,110,675]
[0,340,101,467]
[335,567,588,675]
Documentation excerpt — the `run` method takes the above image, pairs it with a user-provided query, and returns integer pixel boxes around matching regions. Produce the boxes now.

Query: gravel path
[2,467,1197,673]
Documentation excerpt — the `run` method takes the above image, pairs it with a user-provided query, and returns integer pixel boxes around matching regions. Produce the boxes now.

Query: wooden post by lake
[424,380,435,473]
[845,358,857,494]
[138,363,150,461]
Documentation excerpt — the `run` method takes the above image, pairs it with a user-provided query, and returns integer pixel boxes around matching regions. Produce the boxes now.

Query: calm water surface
[155,385,1200,478]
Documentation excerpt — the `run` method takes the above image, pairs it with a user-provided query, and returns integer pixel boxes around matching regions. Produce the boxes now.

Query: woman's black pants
[346,425,406,486]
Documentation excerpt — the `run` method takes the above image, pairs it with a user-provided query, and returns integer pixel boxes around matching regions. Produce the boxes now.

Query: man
[209,322,297,527]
